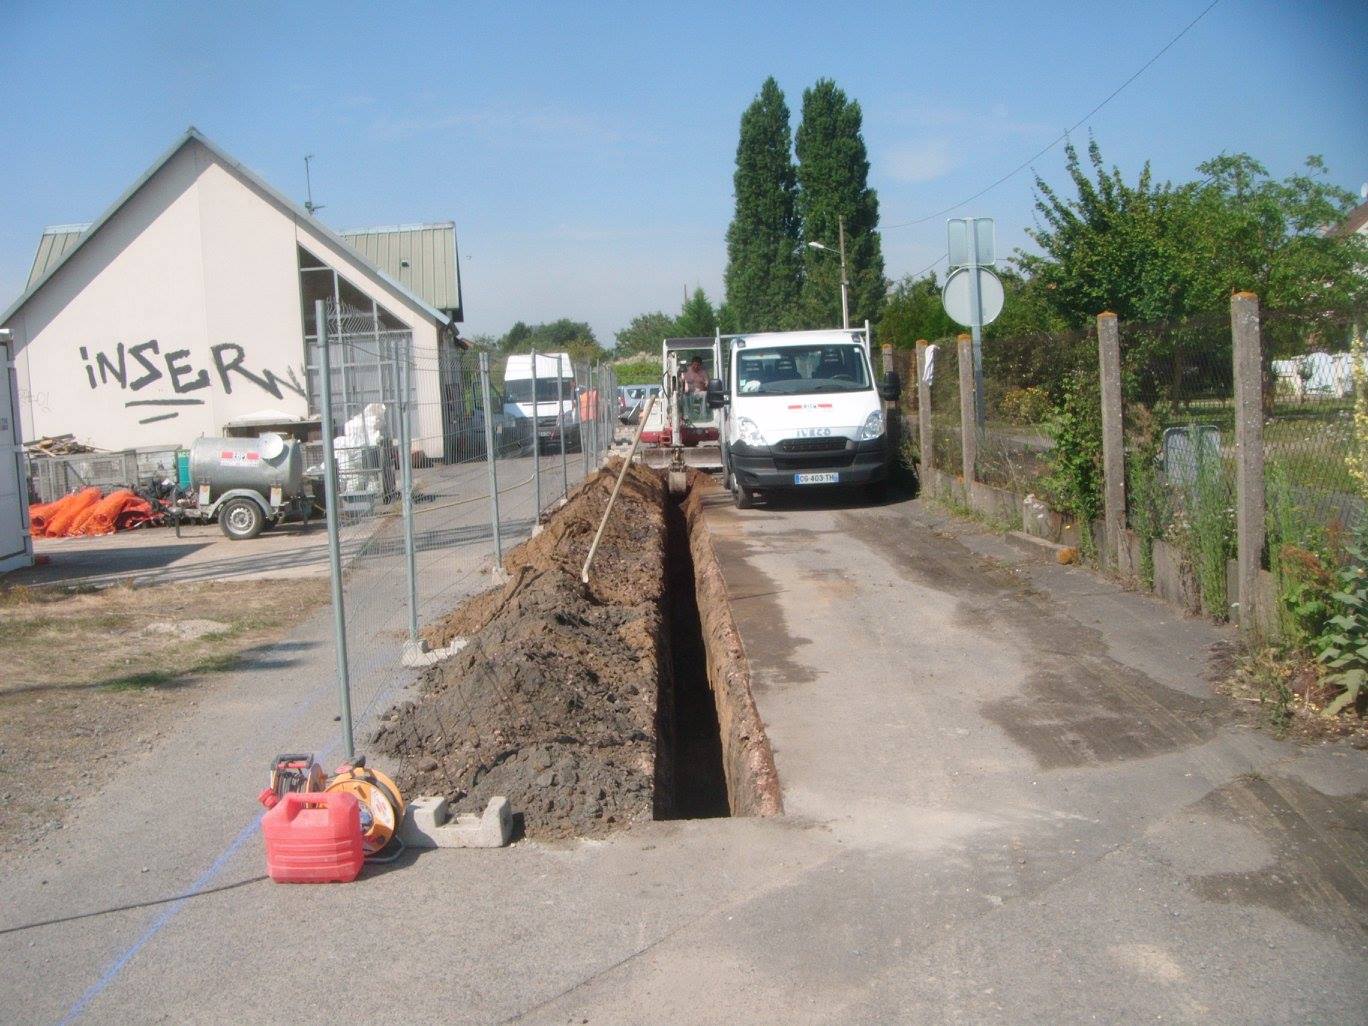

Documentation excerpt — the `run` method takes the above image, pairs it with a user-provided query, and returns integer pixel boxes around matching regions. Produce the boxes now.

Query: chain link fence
[308,300,621,756]
[977,326,1092,496]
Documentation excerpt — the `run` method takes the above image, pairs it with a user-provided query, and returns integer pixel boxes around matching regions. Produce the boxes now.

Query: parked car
[617,384,661,424]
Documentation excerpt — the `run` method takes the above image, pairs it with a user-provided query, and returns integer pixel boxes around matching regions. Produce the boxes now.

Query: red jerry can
[262,791,365,883]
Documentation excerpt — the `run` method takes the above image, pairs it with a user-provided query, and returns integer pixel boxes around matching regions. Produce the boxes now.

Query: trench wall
[680,476,783,817]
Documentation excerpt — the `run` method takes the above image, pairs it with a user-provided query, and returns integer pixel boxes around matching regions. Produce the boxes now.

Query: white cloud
[885,140,959,183]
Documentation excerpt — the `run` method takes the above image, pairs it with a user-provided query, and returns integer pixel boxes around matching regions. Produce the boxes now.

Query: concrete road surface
[1,483,1363,1024]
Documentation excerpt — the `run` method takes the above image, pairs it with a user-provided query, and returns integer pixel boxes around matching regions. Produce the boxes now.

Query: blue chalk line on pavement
[58,671,410,1023]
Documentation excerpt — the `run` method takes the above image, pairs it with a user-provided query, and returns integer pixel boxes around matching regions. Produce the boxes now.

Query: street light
[806,215,850,329]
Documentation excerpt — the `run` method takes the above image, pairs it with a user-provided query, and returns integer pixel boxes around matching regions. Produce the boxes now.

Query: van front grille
[774,436,849,453]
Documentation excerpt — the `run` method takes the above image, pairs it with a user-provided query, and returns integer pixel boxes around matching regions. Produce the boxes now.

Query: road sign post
[943,217,1002,429]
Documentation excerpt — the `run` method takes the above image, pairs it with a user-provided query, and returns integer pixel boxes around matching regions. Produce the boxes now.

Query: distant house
[1332,199,1368,238]
[3,127,467,457]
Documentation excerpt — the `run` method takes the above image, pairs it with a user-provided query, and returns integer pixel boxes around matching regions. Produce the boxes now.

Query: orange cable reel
[325,763,405,856]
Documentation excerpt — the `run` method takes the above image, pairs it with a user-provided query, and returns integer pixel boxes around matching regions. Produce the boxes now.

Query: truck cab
[502,352,581,452]
[640,337,723,447]
[708,328,900,508]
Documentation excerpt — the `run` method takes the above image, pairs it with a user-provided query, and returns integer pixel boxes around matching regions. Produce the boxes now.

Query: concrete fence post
[915,340,932,475]
[1232,291,1265,635]
[1097,312,1126,572]
[956,333,977,487]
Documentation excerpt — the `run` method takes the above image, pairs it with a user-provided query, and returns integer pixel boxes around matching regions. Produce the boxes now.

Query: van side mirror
[706,378,727,409]
[878,371,902,402]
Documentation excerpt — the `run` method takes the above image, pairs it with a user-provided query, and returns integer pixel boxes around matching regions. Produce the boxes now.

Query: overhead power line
[878,0,1222,232]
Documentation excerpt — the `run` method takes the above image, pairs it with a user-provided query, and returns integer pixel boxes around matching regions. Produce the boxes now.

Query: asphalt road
[1,478,1364,1024]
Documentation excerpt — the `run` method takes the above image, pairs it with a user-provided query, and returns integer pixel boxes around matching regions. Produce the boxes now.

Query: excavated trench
[373,461,780,839]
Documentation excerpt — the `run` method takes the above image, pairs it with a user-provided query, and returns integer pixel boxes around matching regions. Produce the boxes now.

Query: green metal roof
[26,224,89,288]
[341,223,462,320]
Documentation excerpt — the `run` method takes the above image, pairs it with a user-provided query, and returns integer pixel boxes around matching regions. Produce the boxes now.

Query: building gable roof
[341,223,462,320]
[26,224,89,288]
[1333,200,1368,237]
[5,127,452,329]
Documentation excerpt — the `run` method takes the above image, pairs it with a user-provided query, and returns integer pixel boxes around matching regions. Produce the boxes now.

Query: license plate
[794,472,839,485]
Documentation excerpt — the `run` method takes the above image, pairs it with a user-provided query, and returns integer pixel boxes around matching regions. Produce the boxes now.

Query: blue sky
[1,1,1364,345]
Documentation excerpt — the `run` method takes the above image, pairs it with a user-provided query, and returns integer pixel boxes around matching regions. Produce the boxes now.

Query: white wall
[6,138,450,456]
[1,337,33,573]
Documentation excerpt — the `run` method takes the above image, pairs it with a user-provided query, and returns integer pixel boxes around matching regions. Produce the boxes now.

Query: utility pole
[838,215,850,330]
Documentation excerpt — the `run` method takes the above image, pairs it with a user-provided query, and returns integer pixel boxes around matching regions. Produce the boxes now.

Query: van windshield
[505,378,573,403]
[735,344,871,396]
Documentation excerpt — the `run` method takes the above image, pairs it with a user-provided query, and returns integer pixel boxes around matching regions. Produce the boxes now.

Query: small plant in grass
[1042,372,1103,562]
[1317,519,1368,717]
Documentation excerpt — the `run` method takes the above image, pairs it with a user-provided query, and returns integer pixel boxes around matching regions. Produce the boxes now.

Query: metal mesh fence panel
[1262,308,1363,534]
[1119,311,1238,603]
[976,326,1092,496]
[926,337,961,474]
[310,302,606,756]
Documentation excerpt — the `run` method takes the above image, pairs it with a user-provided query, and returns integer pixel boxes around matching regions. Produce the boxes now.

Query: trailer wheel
[220,497,265,540]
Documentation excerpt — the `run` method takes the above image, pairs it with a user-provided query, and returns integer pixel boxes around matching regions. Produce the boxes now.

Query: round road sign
[941,266,1005,328]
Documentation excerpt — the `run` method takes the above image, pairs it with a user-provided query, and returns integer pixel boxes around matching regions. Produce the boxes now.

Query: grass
[0,578,327,696]
[930,493,1022,535]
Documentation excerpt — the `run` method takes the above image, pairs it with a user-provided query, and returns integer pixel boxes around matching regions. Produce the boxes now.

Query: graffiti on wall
[78,341,306,425]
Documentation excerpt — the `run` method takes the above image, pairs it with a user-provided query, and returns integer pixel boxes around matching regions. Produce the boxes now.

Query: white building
[2,128,466,458]
[1,330,34,573]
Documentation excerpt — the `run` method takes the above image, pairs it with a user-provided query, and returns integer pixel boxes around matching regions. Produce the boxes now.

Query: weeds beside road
[0,578,327,857]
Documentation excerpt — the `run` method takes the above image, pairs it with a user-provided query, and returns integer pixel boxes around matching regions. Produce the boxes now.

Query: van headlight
[736,417,766,446]
[859,410,885,440]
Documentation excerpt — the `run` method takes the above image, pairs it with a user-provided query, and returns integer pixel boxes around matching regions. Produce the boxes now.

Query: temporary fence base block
[489,565,511,585]
[401,637,469,668]
[1005,531,1078,565]
[400,795,512,848]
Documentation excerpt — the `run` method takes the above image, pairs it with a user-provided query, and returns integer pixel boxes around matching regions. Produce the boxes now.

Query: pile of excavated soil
[373,461,671,838]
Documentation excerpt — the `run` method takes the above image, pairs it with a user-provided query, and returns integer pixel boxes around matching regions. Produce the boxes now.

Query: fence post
[881,342,892,377]
[916,340,932,477]
[478,351,503,565]
[956,333,977,488]
[581,364,592,479]
[1097,312,1126,572]
[398,339,419,644]
[557,355,568,500]
[1232,291,1265,635]
[316,300,354,760]
[531,347,541,518]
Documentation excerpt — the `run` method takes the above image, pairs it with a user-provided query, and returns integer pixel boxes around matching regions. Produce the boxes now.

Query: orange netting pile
[29,488,162,538]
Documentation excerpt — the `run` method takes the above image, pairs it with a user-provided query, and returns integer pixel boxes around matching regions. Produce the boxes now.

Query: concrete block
[401,637,469,668]
[489,565,511,585]
[401,795,512,849]
[1006,531,1076,564]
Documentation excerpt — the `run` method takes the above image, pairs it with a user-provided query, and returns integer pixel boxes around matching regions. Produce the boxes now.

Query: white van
[503,352,581,452]
[707,328,900,508]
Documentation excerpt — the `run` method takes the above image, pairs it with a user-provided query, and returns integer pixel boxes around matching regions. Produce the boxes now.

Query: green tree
[675,287,719,337]
[795,78,885,329]
[1019,139,1367,327]
[615,311,675,356]
[497,319,606,365]
[724,77,802,332]
[877,272,956,350]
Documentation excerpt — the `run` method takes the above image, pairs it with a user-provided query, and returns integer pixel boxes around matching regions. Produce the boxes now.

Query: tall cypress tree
[723,78,801,333]
[795,79,886,330]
